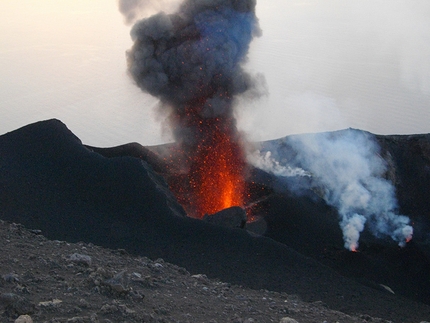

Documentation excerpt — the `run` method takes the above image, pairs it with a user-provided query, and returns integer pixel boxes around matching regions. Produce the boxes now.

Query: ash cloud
[126,0,262,147]
[124,0,263,216]
[252,129,413,251]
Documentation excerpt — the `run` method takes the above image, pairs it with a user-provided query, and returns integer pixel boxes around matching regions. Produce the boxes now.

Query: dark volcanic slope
[376,133,430,235]
[253,130,430,308]
[1,120,430,322]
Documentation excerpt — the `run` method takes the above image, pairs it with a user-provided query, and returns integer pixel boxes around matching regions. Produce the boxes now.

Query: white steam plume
[254,129,413,251]
[248,150,311,178]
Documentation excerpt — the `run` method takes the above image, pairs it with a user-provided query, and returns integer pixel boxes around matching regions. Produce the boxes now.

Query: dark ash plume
[126,0,262,217]
[126,0,261,145]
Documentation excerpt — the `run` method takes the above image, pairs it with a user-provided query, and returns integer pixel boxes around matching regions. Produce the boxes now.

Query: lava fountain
[126,0,261,217]
[184,110,246,217]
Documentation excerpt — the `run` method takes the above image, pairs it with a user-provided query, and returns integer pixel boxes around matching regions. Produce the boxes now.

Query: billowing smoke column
[126,0,261,217]
[252,130,413,251]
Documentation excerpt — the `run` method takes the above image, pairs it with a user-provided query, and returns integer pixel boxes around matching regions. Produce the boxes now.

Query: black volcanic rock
[376,133,430,238]
[0,119,187,241]
[202,206,247,229]
[0,120,430,322]
[84,142,172,174]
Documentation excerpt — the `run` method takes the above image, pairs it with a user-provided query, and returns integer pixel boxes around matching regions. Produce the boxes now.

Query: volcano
[1,119,430,322]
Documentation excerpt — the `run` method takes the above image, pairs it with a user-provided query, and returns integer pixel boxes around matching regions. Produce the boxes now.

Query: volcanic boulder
[202,206,247,229]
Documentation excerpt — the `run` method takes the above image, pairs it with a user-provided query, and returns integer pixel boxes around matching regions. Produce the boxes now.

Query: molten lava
[188,121,246,217]
[168,98,247,218]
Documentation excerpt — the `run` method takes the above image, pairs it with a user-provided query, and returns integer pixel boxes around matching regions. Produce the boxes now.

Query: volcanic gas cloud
[251,130,414,251]
[126,0,261,217]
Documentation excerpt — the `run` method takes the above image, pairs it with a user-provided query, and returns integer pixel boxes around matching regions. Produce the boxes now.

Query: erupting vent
[183,114,246,217]
[126,0,261,218]
[165,98,247,218]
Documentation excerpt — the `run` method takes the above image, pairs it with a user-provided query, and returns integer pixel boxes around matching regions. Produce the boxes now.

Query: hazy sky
[1,0,430,146]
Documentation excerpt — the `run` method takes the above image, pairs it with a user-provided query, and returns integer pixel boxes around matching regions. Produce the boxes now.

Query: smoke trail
[126,0,262,216]
[254,129,413,250]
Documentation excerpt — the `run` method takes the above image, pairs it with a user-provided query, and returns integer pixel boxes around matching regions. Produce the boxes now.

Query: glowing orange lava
[167,98,247,218]
[350,244,358,252]
[187,123,246,217]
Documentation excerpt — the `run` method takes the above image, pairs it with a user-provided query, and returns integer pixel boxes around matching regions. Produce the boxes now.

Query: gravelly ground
[0,220,393,323]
